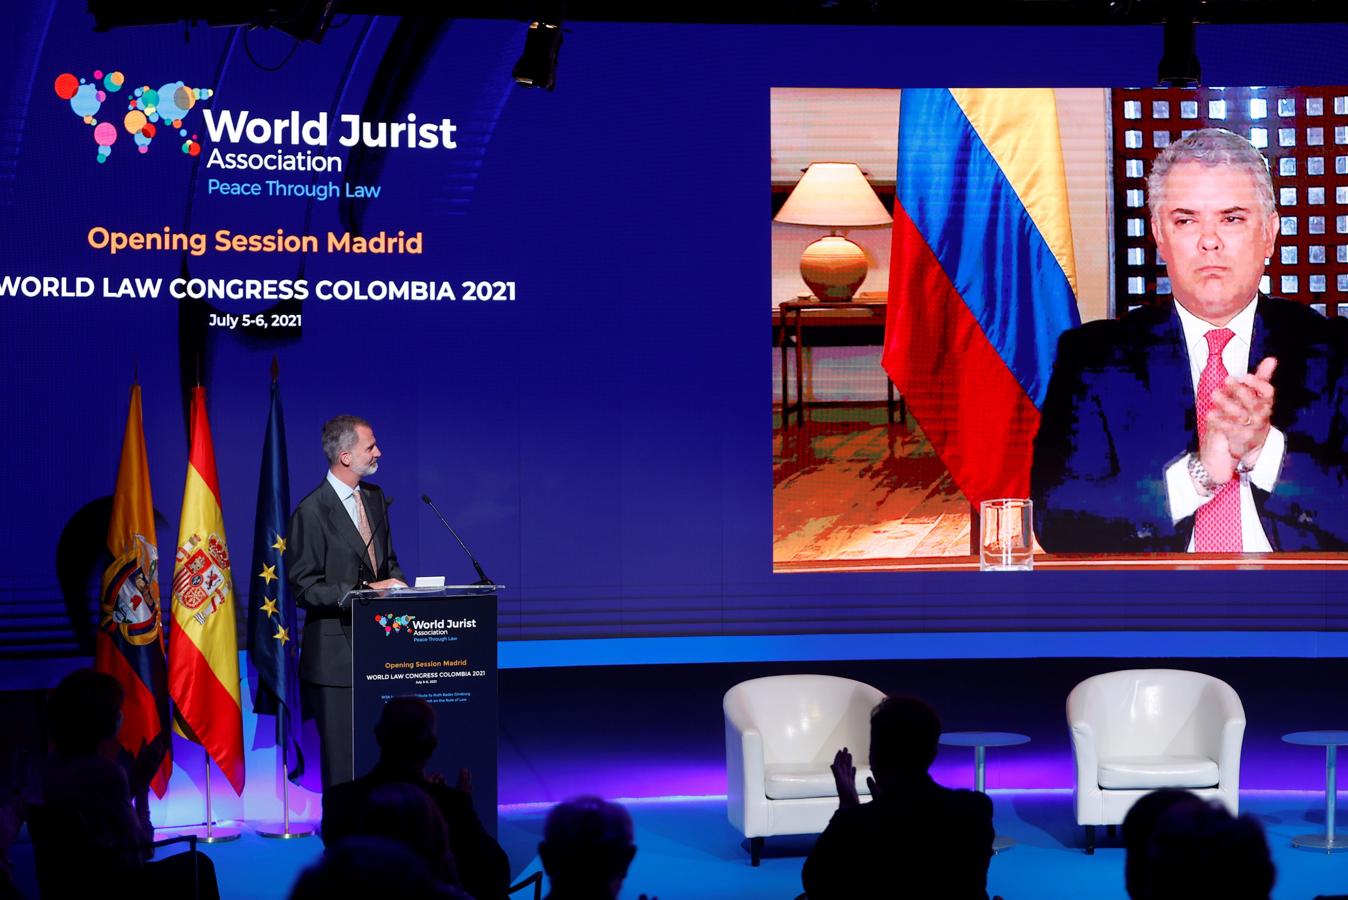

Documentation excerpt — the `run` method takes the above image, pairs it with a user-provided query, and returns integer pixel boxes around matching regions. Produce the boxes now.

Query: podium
[347,584,500,833]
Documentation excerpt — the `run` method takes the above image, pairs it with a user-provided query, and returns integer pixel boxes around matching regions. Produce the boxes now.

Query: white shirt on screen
[326,469,364,530]
[1163,295,1284,551]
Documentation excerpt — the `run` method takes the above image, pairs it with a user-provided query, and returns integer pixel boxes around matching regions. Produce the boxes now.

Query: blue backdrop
[3,7,1348,652]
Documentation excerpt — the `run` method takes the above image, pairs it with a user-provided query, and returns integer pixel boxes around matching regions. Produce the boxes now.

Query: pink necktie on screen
[1193,327,1243,552]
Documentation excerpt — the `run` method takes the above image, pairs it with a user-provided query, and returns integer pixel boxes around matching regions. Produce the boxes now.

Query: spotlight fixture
[1157,6,1201,87]
[89,0,337,43]
[513,20,563,91]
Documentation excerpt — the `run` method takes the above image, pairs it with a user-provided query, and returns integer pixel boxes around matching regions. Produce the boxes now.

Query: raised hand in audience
[830,747,860,808]
[127,731,170,797]
[425,766,473,795]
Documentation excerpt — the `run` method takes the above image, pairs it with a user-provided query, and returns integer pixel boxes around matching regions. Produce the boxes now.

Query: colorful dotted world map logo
[54,69,214,163]
[375,613,415,636]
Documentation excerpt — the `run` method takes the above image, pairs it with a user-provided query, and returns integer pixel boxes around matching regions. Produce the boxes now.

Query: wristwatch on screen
[1187,453,1221,497]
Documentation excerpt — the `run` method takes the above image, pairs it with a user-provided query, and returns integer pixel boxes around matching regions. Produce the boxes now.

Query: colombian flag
[884,89,1081,504]
[168,386,245,794]
[97,383,172,797]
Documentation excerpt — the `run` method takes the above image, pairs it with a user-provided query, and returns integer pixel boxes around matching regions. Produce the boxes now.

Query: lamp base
[800,235,868,302]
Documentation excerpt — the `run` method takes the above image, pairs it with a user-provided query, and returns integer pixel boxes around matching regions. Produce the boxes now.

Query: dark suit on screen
[801,774,994,900]
[1030,296,1348,553]
[287,479,405,787]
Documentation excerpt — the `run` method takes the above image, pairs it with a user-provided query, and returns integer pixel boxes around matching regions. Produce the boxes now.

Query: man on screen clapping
[1031,127,1348,553]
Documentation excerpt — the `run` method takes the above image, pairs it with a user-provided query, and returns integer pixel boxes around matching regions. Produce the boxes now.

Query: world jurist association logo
[54,68,213,163]
[375,613,416,636]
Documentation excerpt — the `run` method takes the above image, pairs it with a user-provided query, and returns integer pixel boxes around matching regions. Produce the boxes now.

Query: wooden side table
[776,295,905,428]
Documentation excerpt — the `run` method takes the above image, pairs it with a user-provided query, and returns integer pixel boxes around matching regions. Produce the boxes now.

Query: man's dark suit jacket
[321,763,510,900]
[1031,296,1348,553]
[801,774,994,900]
[287,479,406,686]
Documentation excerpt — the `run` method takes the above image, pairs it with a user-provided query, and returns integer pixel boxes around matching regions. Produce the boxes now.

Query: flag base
[255,821,315,839]
[156,823,242,843]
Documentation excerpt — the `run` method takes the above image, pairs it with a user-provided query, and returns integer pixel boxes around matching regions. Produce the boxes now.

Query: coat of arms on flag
[173,532,232,624]
[101,532,161,646]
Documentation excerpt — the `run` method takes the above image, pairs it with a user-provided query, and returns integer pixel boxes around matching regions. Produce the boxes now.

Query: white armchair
[724,674,886,865]
[1067,668,1245,853]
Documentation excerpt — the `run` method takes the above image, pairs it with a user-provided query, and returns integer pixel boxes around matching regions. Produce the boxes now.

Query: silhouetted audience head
[539,796,636,899]
[1123,789,1206,899]
[375,696,438,766]
[47,668,123,754]
[869,695,942,782]
[291,836,459,900]
[362,782,460,887]
[1145,798,1275,900]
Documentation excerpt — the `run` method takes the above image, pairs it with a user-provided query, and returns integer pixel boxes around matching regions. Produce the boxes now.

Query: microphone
[421,494,494,586]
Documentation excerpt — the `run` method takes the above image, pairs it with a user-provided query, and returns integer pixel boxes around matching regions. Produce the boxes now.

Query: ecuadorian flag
[884,88,1080,505]
[168,386,245,794]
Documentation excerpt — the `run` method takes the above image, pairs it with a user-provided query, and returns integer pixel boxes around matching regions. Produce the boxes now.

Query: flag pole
[196,757,240,843]
[256,716,314,839]
[161,753,241,843]
[204,760,212,840]
[283,756,290,832]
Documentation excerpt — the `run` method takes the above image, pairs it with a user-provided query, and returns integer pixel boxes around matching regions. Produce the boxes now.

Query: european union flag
[247,364,304,781]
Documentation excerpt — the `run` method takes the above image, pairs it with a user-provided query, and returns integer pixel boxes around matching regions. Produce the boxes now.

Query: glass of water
[979,498,1034,571]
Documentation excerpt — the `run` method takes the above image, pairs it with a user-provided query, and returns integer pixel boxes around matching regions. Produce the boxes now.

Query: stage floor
[11,790,1348,899]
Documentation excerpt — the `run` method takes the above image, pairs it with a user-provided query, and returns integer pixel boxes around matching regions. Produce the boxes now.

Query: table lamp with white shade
[774,161,893,302]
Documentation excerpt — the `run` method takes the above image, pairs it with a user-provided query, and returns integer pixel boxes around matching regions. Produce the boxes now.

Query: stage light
[89,0,337,44]
[513,20,563,91]
[1157,7,1201,87]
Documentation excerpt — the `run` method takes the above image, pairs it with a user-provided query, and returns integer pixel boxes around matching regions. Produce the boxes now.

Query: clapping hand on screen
[1210,356,1278,467]
[1202,356,1277,484]
[831,747,861,808]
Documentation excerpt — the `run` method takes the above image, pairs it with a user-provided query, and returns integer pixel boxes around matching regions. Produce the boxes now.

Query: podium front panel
[350,588,498,833]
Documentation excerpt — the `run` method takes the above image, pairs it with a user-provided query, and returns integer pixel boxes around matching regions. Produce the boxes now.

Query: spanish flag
[97,383,172,797]
[884,88,1081,504]
[168,386,245,794]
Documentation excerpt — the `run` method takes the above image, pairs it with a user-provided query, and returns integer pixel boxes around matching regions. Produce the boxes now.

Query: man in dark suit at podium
[288,414,407,789]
